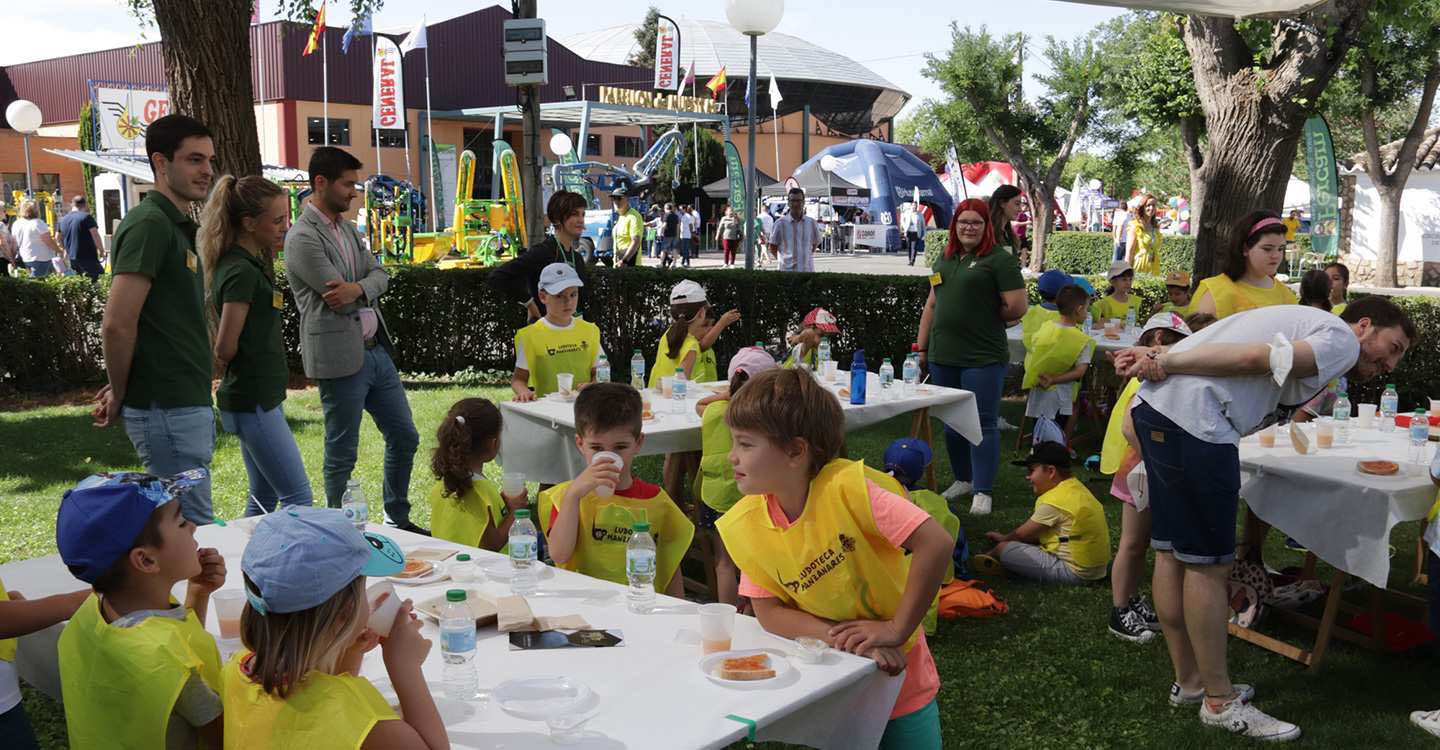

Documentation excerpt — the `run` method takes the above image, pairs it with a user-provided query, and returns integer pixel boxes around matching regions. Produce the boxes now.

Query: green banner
[1304,116,1341,256]
[723,139,746,212]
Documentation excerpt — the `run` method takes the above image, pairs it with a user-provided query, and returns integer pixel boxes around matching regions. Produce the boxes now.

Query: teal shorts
[879,697,941,750]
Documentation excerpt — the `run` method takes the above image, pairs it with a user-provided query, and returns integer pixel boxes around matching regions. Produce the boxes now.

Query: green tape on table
[725,713,757,743]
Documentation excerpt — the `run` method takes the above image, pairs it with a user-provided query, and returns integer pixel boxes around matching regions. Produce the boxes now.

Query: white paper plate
[494,676,598,721]
[545,392,577,403]
[481,558,555,583]
[386,561,448,585]
[699,649,794,689]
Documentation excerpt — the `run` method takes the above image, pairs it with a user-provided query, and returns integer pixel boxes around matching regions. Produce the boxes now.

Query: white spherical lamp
[549,131,574,158]
[820,155,839,173]
[725,0,784,36]
[5,99,42,134]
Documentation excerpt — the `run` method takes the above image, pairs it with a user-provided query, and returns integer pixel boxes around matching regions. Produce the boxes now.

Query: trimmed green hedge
[0,275,110,394]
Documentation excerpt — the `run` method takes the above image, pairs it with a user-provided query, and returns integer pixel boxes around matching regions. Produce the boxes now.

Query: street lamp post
[725,0,784,271]
[5,99,43,196]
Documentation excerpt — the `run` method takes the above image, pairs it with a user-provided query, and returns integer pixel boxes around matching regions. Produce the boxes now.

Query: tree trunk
[1179,115,1205,237]
[150,0,262,179]
[1373,184,1403,287]
[1187,112,1300,280]
[1028,186,1053,272]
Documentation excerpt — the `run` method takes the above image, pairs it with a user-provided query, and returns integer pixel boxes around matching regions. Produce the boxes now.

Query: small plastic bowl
[793,637,827,663]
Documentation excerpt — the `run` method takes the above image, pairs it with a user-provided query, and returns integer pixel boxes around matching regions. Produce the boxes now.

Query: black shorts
[1132,400,1240,565]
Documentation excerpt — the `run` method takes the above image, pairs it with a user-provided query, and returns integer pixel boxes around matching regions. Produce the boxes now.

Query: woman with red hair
[914,199,1028,516]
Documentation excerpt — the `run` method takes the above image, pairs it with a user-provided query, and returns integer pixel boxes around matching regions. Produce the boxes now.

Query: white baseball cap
[538,262,584,295]
[670,279,707,305]
[1141,311,1192,339]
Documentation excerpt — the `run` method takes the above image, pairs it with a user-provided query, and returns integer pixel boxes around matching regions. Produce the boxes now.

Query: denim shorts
[1132,400,1240,565]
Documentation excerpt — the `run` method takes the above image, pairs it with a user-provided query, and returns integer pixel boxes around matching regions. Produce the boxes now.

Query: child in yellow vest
[511,262,604,401]
[1023,284,1094,430]
[55,470,228,750]
[782,306,840,370]
[717,368,954,750]
[649,280,710,387]
[427,398,529,552]
[683,282,741,384]
[541,383,695,598]
[1091,260,1144,325]
[694,346,777,606]
[1162,271,1194,316]
[975,441,1111,586]
[0,579,88,749]
[226,507,448,750]
[882,438,963,636]
[1020,269,1072,351]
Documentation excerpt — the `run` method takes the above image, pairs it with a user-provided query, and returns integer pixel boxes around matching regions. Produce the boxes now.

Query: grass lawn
[2,382,1437,749]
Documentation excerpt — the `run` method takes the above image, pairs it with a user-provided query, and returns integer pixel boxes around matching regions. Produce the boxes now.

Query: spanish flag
[303,1,326,56]
[706,66,728,99]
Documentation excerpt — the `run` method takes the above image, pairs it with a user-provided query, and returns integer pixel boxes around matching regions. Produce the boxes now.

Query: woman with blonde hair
[12,199,65,277]
[1125,193,1163,275]
[200,174,312,515]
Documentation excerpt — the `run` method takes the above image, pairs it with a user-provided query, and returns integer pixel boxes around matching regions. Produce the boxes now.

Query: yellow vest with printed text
[539,482,695,591]
[58,593,223,750]
[1195,274,1297,319]
[717,459,920,653]
[222,653,397,750]
[515,318,600,396]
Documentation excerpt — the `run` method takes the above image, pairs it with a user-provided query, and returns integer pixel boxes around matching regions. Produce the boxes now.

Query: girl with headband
[1190,210,1297,319]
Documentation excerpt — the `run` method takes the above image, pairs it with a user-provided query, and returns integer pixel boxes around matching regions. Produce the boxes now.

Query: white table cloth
[1237,426,1436,588]
[0,524,904,750]
[1005,324,1137,365]
[501,375,981,485]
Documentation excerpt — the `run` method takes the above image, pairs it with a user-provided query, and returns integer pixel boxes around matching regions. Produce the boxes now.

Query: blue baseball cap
[1036,269,1072,299]
[883,438,933,488]
[241,507,405,615]
[1073,277,1096,297]
[57,470,208,584]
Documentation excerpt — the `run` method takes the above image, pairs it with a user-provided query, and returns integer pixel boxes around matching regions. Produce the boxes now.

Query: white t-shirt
[514,317,606,370]
[678,212,694,239]
[12,218,54,263]
[759,212,775,238]
[1136,305,1359,444]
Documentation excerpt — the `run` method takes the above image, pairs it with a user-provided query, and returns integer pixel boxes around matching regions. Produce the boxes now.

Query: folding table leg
[909,408,938,491]
[1307,568,1349,672]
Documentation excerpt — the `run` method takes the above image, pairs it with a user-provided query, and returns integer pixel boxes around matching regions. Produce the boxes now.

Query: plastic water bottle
[672,368,687,414]
[1085,311,1093,332]
[1411,409,1430,465]
[818,337,832,369]
[508,509,538,596]
[850,350,867,405]
[879,358,895,396]
[341,480,367,530]
[630,349,645,390]
[441,589,478,701]
[1125,307,1137,334]
[1380,384,1399,432]
[596,353,611,383]
[902,353,919,396]
[626,522,657,613]
[1332,390,1351,446]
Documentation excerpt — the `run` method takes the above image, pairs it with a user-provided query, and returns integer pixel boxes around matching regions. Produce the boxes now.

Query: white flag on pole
[769,74,782,106]
[400,16,427,55]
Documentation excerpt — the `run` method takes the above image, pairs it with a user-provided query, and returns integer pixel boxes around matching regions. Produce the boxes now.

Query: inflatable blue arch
[795,139,956,252]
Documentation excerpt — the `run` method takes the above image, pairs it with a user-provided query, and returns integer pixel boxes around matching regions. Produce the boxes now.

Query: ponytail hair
[430,398,503,498]
[199,174,285,329]
[665,302,707,360]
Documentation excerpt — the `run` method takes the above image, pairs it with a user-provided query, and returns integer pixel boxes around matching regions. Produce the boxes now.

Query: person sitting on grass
[511,263,604,402]
[973,441,1111,586]
[1091,260,1144,326]
[540,383,694,599]
[1162,271,1194,316]
[427,398,529,553]
[1022,284,1094,441]
[1020,269,1072,351]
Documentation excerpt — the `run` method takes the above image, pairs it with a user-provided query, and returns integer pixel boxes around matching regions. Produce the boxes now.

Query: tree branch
[1388,54,1440,182]
[1045,97,1090,190]
[1179,115,1204,173]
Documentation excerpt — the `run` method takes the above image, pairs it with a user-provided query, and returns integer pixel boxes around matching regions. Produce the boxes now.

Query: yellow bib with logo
[699,401,742,513]
[58,593,223,750]
[515,318,601,396]
[1100,378,1143,475]
[1020,305,1061,352]
[1021,321,1092,390]
[717,459,919,653]
[538,482,695,590]
[1195,274,1297,319]
[1034,478,1111,570]
[429,478,507,552]
[0,578,16,662]
[222,653,397,750]
[695,348,719,384]
[649,334,701,388]
[1090,294,1143,324]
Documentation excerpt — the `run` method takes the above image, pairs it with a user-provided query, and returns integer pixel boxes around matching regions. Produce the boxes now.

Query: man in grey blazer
[284,146,425,534]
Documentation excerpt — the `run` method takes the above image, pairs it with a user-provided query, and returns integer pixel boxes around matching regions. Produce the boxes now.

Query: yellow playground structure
[414,146,527,268]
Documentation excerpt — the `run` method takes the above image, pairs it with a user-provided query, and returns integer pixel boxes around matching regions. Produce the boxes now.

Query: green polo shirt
[928,248,1025,368]
[213,248,288,413]
[109,191,211,409]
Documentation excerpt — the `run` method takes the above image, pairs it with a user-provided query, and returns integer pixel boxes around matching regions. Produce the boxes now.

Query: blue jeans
[24,261,53,278]
[0,703,39,750]
[122,405,215,523]
[927,361,1005,494]
[316,347,419,525]
[220,404,314,516]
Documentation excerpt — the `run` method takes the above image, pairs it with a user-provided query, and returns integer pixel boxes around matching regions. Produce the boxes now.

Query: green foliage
[628,7,661,69]
[1113,14,1200,130]
[77,102,98,213]
[893,100,991,169]
[1040,232,1192,277]
[651,129,726,206]
[0,276,109,395]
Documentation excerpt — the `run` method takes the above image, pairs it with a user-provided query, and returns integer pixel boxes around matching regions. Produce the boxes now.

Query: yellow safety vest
[782,343,819,370]
[0,578,16,662]
[907,488,960,636]
[1194,274,1297,319]
[1161,301,1192,317]
[538,481,695,591]
[1034,478,1111,571]
[699,401,742,513]
[222,653,397,750]
[58,593,223,750]
[1100,378,1143,475]
[1130,221,1162,274]
[649,334,701,388]
[429,478,507,552]
[717,459,920,653]
[514,318,601,396]
[1021,321,1092,391]
[1332,302,1347,317]
[694,347,719,384]
[1019,305,1061,352]
[1091,294,1143,324]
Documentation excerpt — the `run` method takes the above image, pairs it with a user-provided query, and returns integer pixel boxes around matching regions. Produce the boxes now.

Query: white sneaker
[969,493,992,516]
[997,416,1017,431]
[1199,699,1300,742]
[942,481,973,500]
[1412,708,1440,738]
[1170,682,1255,707]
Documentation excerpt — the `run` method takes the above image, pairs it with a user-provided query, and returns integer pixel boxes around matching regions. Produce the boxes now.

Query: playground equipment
[552,128,686,258]
[417,148,521,267]
[10,190,57,226]
[363,175,426,262]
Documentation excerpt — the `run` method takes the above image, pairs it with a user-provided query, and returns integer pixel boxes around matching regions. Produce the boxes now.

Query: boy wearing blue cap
[56,470,229,750]
[1019,269,1071,352]
[511,262,605,402]
[884,438,963,635]
[225,506,448,749]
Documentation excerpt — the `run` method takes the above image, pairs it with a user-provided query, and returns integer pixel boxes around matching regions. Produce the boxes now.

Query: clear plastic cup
[501,471,526,499]
[661,376,674,399]
[1357,403,1377,428]
[1316,416,1335,450]
[1430,399,1440,419]
[212,590,246,640]
[1258,424,1277,449]
[824,360,839,383]
[366,581,401,637]
[556,372,575,396]
[591,451,622,497]
[699,603,737,655]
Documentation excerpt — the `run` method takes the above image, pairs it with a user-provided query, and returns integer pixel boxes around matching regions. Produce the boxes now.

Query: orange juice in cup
[1258,425,1276,449]
[1316,417,1335,450]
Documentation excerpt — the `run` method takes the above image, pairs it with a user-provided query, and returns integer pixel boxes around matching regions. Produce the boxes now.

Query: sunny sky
[0,0,1123,119]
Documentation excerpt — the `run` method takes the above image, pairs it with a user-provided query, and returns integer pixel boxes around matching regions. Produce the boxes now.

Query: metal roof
[44,149,307,184]
[433,101,727,128]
